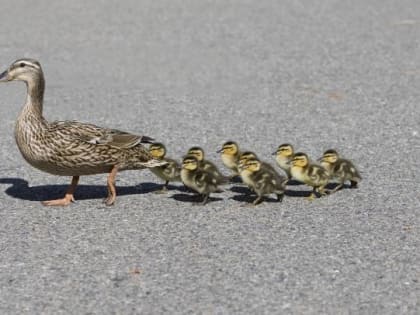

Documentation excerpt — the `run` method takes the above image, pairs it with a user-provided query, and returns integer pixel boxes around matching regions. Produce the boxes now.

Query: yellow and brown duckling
[180,155,225,205]
[239,151,278,177]
[148,143,181,191]
[290,152,329,200]
[320,149,361,192]
[217,141,242,177]
[187,146,227,184]
[273,143,294,179]
[0,58,166,206]
[239,157,286,205]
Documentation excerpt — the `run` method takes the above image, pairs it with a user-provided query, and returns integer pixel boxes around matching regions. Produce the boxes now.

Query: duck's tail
[140,135,155,144]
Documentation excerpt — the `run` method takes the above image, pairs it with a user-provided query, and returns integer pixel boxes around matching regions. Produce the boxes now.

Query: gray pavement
[0,0,419,314]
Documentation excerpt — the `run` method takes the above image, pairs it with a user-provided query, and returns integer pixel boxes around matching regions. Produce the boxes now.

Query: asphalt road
[0,0,419,314]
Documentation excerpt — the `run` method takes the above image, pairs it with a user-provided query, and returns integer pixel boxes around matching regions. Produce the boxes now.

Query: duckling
[187,146,227,184]
[239,158,286,205]
[180,155,223,205]
[272,143,294,179]
[148,143,181,192]
[290,152,329,200]
[0,58,166,206]
[217,141,242,177]
[239,151,278,177]
[320,149,361,192]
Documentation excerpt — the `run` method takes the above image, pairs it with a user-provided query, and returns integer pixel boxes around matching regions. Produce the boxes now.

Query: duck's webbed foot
[42,176,79,207]
[42,194,75,206]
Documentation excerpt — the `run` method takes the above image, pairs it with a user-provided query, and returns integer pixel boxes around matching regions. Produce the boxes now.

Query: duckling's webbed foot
[350,180,358,189]
[306,188,321,200]
[154,182,169,194]
[276,193,284,202]
[42,176,79,207]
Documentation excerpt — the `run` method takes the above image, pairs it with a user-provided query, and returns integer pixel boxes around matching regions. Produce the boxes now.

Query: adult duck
[0,58,166,206]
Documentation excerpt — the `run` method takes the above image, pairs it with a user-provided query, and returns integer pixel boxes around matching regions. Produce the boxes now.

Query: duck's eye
[19,63,25,68]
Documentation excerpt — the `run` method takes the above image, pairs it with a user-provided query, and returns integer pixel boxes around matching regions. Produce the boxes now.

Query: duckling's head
[187,147,205,161]
[0,59,43,83]
[273,143,294,157]
[182,155,199,171]
[217,141,239,155]
[242,158,261,173]
[149,143,166,159]
[321,149,339,164]
[238,151,258,165]
[291,152,309,168]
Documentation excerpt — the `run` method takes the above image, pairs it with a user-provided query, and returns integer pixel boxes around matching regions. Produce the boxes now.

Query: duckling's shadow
[0,177,175,201]
[229,176,243,184]
[170,193,223,204]
[287,179,304,186]
[230,185,252,194]
[230,193,281,204]
[284,189,312,198]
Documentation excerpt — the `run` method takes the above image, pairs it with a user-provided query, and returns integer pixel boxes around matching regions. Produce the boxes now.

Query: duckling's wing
[161,159,181,178]
[308,165,328,182]
[335,159,362,180]
[195,171,217,189]
[48,120,154,149]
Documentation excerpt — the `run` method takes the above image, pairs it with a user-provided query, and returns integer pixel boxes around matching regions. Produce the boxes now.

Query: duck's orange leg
[42,176,79,206]
[104,166,118,206]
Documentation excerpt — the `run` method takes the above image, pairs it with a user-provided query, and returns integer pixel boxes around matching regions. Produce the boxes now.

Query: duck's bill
[0,70,8,82]
[216,148,223,153]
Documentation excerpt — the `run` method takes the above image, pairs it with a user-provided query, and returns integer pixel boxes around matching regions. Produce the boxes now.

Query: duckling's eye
[19,63,25,68]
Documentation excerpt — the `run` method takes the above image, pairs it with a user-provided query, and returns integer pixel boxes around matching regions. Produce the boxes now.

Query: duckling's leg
[329,183,344,193]
[104,166,118,206]
[42,176,79,206]
[154,181,169,194]
[276,193,284,202]
[201,193,210,205]
[252,195,263,205]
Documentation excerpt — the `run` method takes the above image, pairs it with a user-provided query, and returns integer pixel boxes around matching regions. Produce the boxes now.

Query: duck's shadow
[0,177,183,201]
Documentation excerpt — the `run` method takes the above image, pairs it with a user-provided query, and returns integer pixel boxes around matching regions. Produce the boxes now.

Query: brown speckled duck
[0,58,166,206]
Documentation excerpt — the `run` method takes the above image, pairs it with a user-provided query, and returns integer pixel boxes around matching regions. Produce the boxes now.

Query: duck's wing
[48,120,154,149]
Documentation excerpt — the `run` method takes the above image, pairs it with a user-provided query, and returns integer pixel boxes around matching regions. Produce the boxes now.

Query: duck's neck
[22,74,45,119]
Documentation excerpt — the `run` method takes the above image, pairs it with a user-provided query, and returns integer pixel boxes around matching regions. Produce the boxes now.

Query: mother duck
[0,58,166,206]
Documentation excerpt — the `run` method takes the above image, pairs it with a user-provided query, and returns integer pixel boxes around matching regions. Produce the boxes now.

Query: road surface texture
[0,0,419,314]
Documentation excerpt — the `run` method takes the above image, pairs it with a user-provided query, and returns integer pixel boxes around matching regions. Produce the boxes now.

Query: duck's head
[187,147,204,161]
[149,143,166,159]
[217,141,239,155]
[182,155,199,171]
[241,158,261,173]
[273,143,294,158]
[0,58,43,83]
[320,149,339,164]
[291,152,309,168]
